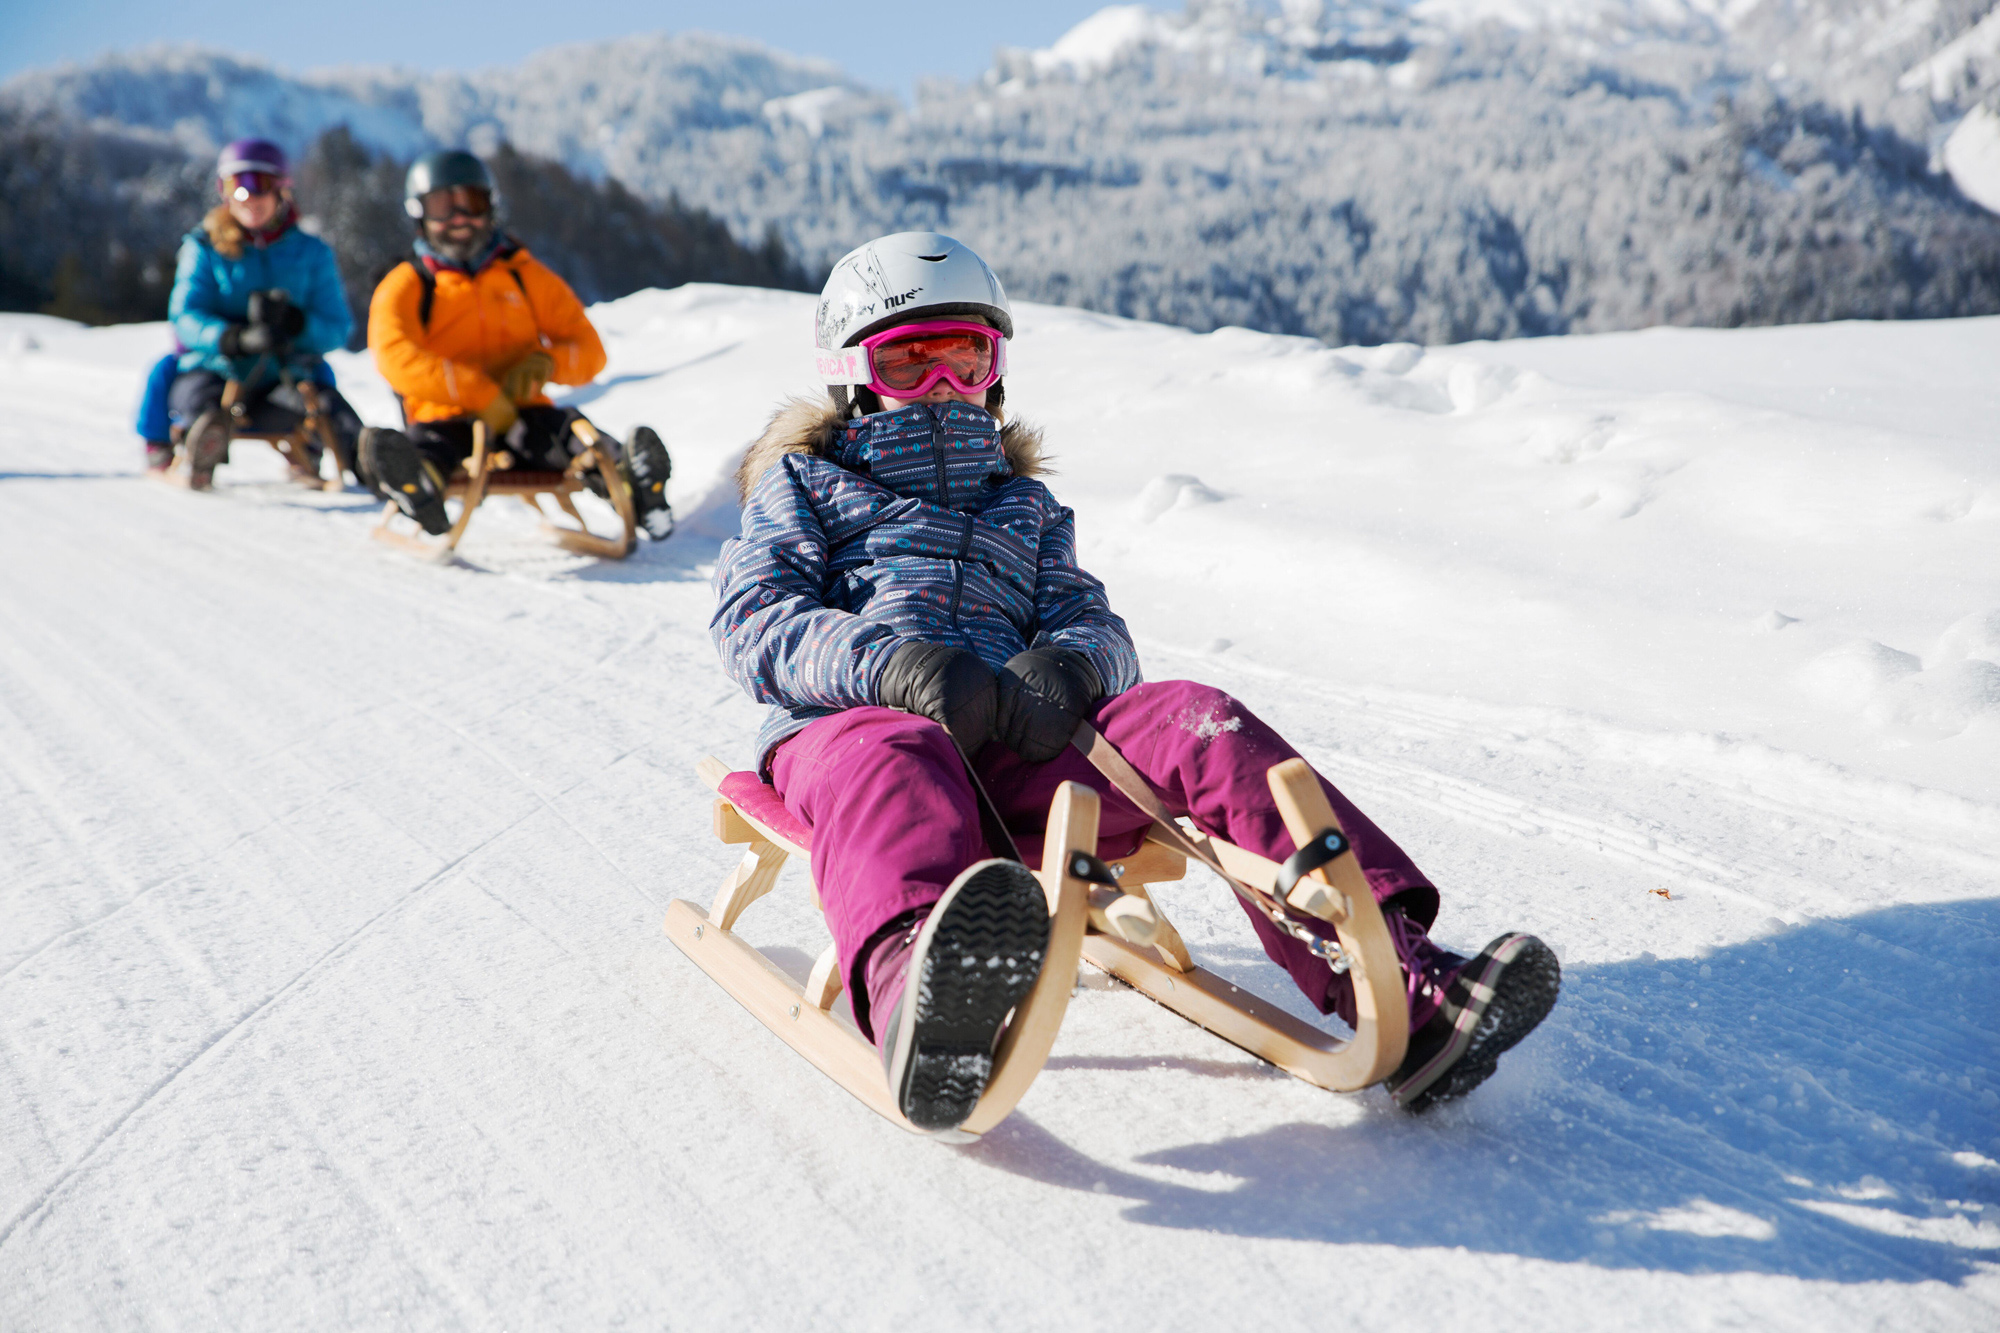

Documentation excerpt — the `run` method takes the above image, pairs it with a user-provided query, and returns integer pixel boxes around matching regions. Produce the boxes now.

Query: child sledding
[677,231,1562,1137]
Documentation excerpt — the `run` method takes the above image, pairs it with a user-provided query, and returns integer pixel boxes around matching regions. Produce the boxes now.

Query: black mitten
[994,647,1102,763]
[248,290,306,338]
[878,641,996,756]
[219,323,274,357]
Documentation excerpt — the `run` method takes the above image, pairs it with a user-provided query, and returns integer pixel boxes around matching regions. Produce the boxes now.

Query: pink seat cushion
[718,771,814,851]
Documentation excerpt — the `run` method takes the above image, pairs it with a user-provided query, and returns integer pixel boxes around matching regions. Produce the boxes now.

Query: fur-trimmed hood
[736,395,1044,502]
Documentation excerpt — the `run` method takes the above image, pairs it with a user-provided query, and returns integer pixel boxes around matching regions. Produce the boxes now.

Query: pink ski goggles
[816,320,1007,398]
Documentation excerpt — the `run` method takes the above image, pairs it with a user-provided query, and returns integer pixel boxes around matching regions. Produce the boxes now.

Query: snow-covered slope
[1,292,1996,1328]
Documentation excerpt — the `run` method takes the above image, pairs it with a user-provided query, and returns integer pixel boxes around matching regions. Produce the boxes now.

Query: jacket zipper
[932,409,973,628]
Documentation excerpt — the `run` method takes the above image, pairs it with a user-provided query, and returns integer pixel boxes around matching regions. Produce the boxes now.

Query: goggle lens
[229,172,281,200]
[868,327,998,394]
[420,186,493,220]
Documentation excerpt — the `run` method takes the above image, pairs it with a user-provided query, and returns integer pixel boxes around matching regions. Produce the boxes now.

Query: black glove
[994,647,1102,763]
[878,641,996,756]
[247,290,306,338]
[219,322,276,357]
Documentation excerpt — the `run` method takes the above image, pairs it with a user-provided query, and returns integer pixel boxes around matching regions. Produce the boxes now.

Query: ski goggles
[816,320,1007,398]
[226,171,284,201]
[417,185,494,221]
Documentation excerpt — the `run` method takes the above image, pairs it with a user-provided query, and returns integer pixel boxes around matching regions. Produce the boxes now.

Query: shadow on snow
[966,898,2000,1285]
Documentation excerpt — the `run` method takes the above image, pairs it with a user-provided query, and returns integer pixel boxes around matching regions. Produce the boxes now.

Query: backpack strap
[407,259,438,331]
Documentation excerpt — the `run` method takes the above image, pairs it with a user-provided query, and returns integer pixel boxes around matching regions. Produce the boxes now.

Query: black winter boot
[361,427,449,535]
[182,410,230,491]
[876,859,1049,1133]
[625,426,674,540]
[1387,931,1561,1113]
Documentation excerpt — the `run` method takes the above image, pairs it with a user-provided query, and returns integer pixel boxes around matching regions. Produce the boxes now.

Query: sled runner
[372,417,636,561]
[667,747,1408,1137]
[163,376,350,492]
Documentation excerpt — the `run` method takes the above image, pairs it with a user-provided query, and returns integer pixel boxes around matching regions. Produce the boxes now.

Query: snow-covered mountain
[6,3,2000,343]
[0,31,885,181]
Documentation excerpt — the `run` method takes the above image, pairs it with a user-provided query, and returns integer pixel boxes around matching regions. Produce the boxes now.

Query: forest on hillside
[5,7,2000,344]
[0,113,807,337]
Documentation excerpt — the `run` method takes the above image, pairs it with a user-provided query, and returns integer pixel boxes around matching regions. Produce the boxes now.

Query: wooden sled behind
[1082,758,1410,1092]
[163,377,351,493]
[373,417,635,561]
[665,757,1097,1140]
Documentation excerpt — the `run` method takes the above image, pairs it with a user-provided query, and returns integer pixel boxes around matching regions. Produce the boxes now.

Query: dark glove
[878,641,996,756]
[247,290,306,338]
[219,322,276,357]
[994,647,1102,763]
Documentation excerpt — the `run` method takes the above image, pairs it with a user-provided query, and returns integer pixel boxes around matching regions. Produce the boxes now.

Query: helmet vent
[918,254,949,262]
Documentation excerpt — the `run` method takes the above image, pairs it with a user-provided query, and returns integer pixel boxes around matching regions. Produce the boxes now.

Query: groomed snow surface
[2,290,1996,1329]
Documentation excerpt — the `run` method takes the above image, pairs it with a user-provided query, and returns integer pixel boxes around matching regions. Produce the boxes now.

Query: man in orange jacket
[360,149,673,539]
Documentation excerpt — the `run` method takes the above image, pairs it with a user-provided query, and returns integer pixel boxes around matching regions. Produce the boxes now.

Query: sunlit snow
[1,288,1996,1329]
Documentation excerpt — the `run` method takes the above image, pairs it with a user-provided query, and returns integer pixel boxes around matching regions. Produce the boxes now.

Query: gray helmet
[403,149,498,220]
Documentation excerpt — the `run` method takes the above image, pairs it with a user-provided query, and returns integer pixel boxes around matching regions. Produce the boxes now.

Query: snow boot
[873,859,1050,1133]
[287,443,325,487]
[361,427,449,536]
[1387,928,1561,1113]
[182,410,230,491]
[625,425,674,540]
[144,442,174,473]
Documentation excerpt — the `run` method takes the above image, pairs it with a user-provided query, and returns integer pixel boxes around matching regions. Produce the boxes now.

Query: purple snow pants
[769,680,1437,1042]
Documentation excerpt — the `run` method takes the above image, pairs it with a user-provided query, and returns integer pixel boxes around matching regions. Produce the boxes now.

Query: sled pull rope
[1069,723,1351,953]
[959,752,1028,866]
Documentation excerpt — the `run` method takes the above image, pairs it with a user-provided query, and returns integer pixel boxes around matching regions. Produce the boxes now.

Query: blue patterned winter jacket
[713,397,1142,767]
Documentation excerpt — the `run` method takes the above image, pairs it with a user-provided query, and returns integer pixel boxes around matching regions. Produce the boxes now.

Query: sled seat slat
[446,469,573,494]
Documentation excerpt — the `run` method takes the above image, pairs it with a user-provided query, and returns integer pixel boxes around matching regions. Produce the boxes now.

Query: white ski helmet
[815,232,1012,415]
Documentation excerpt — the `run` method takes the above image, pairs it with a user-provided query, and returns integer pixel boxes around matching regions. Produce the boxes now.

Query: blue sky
[0,0,1119,94]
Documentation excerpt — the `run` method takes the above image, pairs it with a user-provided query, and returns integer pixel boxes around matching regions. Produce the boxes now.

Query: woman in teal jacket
[162,138,363,488]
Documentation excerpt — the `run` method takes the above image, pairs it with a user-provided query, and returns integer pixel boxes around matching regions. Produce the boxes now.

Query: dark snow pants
[404,406,611,475]
[168,370,362,467]
[768,679,1438,1042]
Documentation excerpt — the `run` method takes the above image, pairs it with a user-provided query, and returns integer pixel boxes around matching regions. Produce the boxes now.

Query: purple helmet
[215,137,288,180]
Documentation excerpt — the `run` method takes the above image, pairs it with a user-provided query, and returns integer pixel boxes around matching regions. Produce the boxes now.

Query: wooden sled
[1080,758,1410,1092]
[163,377,350,493]
[666,755,1408,1138]
[667,757,1107,1140]
[372,417,635,561]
